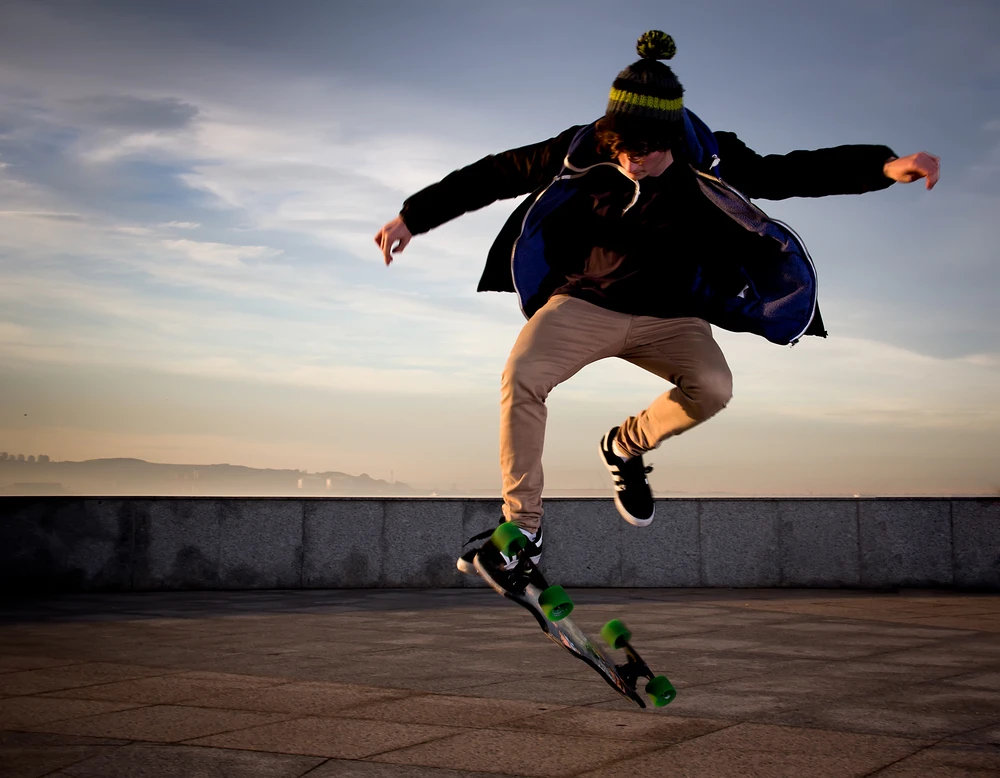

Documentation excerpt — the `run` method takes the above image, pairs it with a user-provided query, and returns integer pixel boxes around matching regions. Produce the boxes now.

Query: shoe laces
[612,461,653,488]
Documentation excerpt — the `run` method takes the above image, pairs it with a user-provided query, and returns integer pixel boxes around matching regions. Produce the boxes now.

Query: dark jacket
[400,110,895,345]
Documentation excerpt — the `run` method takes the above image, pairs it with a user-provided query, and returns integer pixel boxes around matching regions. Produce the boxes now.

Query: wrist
[883,155,899,178]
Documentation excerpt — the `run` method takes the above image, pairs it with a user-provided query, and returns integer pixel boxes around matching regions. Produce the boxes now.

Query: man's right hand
[373,215,413,266]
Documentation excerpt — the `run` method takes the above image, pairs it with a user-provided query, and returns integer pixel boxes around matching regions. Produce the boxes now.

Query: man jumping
[374,30,940,572]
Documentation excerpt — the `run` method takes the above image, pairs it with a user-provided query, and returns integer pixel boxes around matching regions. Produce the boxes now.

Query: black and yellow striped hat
[606,31,684,127]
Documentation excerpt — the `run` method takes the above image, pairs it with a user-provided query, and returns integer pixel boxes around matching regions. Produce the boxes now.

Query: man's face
[617,149,674,180]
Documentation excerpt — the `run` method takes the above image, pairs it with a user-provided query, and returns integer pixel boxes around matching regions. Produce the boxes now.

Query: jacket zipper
[767,216,818,345]
[510,160,639,318]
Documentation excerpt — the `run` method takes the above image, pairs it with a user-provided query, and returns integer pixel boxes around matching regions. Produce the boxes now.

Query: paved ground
[1,588,999,777]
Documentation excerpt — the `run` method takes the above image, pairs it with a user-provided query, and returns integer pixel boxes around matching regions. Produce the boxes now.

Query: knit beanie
[605,31,684,132]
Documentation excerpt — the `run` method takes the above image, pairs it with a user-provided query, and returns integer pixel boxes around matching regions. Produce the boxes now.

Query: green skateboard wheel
[645,675,676,707]
[538,585,574,621]
[491,522,528,556]
[600,619,632,650]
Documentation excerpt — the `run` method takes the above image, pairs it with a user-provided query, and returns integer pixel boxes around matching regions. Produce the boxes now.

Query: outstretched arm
[715,132,939,200]
[373,125,582,266]
[883,152,940,190]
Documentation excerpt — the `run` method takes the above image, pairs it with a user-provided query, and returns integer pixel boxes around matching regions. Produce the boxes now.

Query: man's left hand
[884,152,940,190]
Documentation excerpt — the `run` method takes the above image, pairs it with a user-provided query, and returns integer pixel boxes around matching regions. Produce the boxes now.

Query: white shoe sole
[614,493,654,527]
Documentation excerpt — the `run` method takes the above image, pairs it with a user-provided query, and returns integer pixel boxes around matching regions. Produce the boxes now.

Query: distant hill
[0,457,421,497]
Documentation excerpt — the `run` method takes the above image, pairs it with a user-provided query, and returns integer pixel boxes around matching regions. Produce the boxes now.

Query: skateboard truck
[601,619,677,707]
[616,642,656,690]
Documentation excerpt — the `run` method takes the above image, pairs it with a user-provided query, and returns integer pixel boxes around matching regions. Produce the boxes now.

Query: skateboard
[473,522,676,710]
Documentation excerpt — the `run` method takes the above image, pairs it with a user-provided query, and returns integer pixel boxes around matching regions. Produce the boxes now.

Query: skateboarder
[373,31,940,571]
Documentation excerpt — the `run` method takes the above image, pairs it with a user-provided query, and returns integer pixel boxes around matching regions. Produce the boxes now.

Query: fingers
[381,233,393,265]
[374,217,413,266]
[380,231,411,265]
[908,151,940,190]
[911,152,940,189]
[923,152,941,190]
[374,229,392,265]
[887,152,941,190]
[374,227,400,265]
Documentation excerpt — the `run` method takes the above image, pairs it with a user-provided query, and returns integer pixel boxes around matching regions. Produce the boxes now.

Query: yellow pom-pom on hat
[636,30,676,61]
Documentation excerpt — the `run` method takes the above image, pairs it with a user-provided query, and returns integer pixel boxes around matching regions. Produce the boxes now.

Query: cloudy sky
[1,0,997,495]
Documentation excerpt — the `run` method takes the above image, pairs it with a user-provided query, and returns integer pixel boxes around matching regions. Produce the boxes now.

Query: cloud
[719,333,1000,431]
[0,0,996,494]
[161,238,282,267]
[0,321,32,341]
[65,95,198,132]
[0,210,85,222]
[0,202,519,396]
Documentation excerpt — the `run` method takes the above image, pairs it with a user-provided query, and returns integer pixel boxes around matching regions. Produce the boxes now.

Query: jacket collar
[563,108,721,176]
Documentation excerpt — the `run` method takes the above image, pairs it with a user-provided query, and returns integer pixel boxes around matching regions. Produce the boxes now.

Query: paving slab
[306,762,509,778]
[188,715,460,759]
[0,696,143,729]
[0,662,173,697]
[576,722,929,778]
[867,741,1000,777]
[38,669,287,705]
[0,730,129,778]
[343,693,565,728]
[369,728,661,777]
[47,741,324,778]
[25,704,294,743]
[1,587,998,776]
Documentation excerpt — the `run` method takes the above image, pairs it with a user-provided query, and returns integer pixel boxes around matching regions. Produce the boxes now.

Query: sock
[611,438,632,462]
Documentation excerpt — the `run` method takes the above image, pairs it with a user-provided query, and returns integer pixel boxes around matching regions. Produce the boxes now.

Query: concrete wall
[1,497,997,593]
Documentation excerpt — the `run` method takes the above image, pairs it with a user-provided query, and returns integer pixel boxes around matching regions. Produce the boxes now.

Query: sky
[0,0,998,496]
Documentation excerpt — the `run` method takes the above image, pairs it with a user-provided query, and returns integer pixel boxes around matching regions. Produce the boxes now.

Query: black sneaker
[457,518,543,574]
[599,426,654,526]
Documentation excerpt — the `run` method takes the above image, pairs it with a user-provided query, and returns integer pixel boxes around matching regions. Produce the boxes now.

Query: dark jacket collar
[562,109,722,177]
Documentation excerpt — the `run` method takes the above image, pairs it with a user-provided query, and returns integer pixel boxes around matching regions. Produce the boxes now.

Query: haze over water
[1,1,998,496]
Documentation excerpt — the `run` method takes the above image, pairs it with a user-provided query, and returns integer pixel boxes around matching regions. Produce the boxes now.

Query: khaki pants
[501,295,733,532]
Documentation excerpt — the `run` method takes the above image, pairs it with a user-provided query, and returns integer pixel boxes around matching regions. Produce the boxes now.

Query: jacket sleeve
[399,125,583,235]
[714,131,898,201]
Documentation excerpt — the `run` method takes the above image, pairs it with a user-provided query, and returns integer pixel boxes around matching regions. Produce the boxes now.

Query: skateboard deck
[473,530,675,710]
